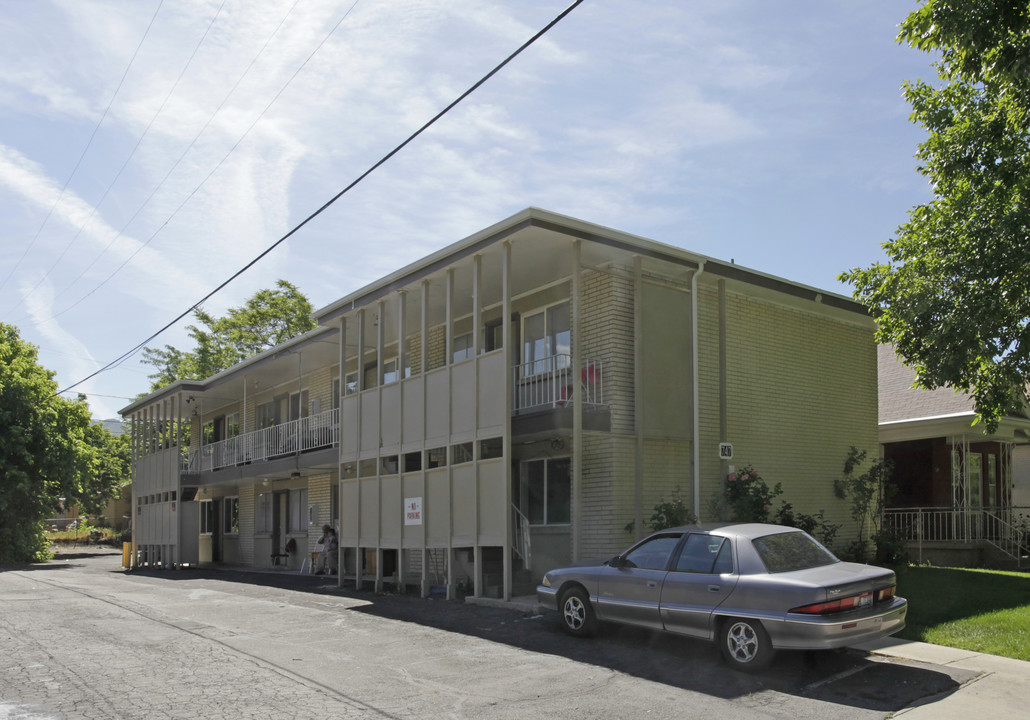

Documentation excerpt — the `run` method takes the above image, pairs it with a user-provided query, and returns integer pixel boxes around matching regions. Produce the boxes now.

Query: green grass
[896,565,1030,661]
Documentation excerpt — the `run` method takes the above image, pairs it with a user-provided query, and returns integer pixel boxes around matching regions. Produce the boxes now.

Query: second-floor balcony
[513,355,605,412]
[182,407,339,474]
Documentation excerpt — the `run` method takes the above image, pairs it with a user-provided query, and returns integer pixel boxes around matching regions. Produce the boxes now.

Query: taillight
[790,591,873,615]
[876,586,895,602]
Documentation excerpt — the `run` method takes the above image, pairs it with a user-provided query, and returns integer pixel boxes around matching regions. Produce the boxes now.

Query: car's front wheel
[559,587,596,637]
[719,617,774,671]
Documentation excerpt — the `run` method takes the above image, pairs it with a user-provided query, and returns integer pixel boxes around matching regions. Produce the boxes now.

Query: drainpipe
[692,261,706,520]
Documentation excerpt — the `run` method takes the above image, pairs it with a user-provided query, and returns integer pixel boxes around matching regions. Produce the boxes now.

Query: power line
[0,0,165,294]
[57,0,585,397]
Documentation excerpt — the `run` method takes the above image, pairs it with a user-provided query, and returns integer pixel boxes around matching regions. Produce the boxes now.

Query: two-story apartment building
[122,208,878,599]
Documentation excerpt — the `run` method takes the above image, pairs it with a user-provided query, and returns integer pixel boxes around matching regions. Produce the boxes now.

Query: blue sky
[0,0,932,419]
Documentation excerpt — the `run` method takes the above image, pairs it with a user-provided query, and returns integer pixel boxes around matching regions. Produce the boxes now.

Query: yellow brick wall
[696,284,877,540]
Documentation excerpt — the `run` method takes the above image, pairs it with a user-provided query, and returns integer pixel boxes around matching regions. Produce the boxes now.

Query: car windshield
[751,531,837,573]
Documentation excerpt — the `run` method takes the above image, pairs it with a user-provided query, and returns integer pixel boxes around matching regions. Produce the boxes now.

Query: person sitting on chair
[315,525,338,575]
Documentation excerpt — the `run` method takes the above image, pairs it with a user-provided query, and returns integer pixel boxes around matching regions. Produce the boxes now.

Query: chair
[299,551,319,574]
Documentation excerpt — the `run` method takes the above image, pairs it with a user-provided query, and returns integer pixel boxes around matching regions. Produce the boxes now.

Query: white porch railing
[183,407,339,474]
[512,354,604,412]
[883,506,1030,567]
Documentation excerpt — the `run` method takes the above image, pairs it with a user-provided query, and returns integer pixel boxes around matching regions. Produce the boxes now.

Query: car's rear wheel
[719,617,774,672]
[559,587,596,637]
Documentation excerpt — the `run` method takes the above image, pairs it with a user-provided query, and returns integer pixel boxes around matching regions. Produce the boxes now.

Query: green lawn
[896,565,1030,661]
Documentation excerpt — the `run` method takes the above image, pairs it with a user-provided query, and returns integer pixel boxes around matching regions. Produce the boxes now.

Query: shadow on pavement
[103,562,978,713]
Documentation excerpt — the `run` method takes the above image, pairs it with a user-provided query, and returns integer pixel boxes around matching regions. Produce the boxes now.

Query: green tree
[840,0,1030,432]
[0,323,123,563]
[834,447,896,562]
[142,280,316,390]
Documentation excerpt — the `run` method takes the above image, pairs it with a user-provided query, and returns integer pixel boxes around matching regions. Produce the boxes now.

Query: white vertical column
[502,241,513,600]
[420,280,430,597]
[571,239,582,564]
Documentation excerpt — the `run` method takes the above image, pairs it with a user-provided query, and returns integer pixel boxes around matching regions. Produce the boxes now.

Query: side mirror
[607,555,626,568]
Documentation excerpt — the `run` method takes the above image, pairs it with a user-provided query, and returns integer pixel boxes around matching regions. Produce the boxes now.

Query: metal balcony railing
[883,506,1030,567]
[512,354,604,412]
[183,407,339,473]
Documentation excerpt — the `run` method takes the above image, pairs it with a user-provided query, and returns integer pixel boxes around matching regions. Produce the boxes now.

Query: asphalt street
[0,549,979,719]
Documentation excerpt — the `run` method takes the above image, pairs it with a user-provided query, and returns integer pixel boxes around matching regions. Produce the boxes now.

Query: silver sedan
[537,523,907,671]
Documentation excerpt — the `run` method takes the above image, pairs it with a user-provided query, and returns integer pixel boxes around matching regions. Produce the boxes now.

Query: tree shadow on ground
[114,563,975,713]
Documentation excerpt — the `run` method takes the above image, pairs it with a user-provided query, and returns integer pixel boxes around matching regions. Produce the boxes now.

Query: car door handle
[647,581,658,588]
[708,585,721,592]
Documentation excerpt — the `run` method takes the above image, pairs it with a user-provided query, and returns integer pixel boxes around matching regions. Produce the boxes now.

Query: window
[257,400,278,429]
[381,455,399,475]
[522,301,570,375]
[344,371,358,396]
[451,442,474,465]
[524,457,571,525]
[255,493,273,533]
[225,412,239,438]
[200,500,214,534]
[427,447,447,469]
[289,389,309,421]
[223,497,239,534]
[342,462,357,479]
[332,377,341,410]
[359,458,377,477]
[624,534,682,570]
[363,363,378,390]
[383,358,399,385]
[404,451,422,473]
[483,320,503,353]
[452,333,473,363]
[675,535,728,574]
[479,437,503,460]
[752,531,836,573]
[288,488,308,533]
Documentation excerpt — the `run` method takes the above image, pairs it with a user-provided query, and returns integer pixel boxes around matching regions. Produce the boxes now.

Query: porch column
[633,256,644,540]
[337,315,346,581]
[473,254,482,599]
[420,280,430,598]
[355,309,365,590]
[571,239,582,563]
[445,269,455,600]
[502,241,513,600]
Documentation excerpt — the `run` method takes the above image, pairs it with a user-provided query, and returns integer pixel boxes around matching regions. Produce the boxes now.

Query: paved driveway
[0,551,976,719]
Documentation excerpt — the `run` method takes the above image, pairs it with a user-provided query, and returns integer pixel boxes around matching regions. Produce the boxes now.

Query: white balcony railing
[512,354,604,412]
[183,407,339,474]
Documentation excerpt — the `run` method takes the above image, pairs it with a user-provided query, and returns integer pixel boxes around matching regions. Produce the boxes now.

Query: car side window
[674,534,726,573]
[622,534,682,570]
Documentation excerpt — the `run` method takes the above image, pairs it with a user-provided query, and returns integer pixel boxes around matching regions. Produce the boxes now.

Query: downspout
[692,261,706,520]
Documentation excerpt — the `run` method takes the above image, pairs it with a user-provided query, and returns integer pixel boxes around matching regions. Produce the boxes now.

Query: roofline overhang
[313,207,868,324]
[879,411,1030,444]
[119,324,338,416]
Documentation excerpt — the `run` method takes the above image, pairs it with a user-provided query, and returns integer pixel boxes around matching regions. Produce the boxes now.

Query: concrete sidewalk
[851,637,1030,718]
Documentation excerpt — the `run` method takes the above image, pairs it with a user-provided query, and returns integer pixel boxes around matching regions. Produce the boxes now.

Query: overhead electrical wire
[57,0,585,397]
[0,0,166,294]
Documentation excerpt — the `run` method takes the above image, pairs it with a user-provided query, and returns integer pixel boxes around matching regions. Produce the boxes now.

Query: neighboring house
[878,344,1030,566]
[121,208,878,599]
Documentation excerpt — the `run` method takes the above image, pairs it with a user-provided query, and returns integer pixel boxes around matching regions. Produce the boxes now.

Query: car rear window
[752,531,837,573]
